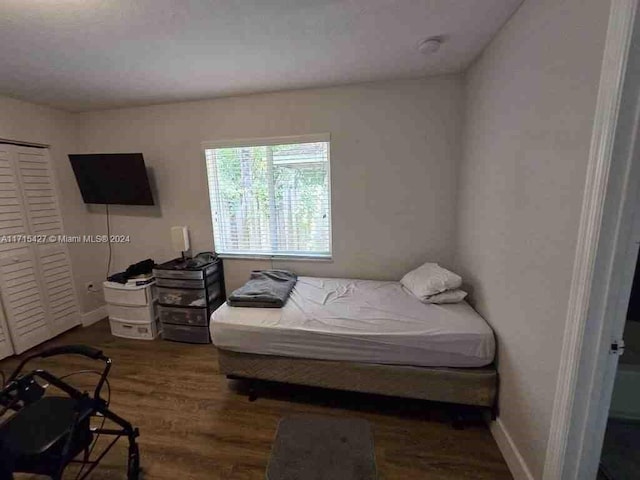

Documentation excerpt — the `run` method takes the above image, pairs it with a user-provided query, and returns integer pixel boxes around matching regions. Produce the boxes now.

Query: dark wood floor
[1,320,512,479]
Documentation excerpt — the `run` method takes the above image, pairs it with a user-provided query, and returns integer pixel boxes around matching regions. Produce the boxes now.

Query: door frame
[543,1,640,478]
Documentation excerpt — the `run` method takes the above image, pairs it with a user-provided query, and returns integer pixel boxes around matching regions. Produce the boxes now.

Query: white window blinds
[204,135,331,258]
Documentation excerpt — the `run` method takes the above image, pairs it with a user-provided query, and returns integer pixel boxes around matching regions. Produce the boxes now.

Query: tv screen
[68,153,154,205]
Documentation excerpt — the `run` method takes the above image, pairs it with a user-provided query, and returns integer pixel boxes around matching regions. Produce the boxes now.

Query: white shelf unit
[104,281,160,340]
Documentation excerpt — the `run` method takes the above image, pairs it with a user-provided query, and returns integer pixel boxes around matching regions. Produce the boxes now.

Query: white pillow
[400,262,462,300]
[423,289,467,304]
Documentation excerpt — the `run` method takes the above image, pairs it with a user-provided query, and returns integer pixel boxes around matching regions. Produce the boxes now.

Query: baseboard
[490,418,535,480]
[81,305,107,327]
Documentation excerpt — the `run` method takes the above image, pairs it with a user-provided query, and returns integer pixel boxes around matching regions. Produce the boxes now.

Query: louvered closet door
[14,146,80,337]
[0,145,29,252]
[0,251,51,354]
[0,144,28,356]
[0,303,14,359]
[16,147,63,237]
[0,145,80,355]
[37,244,80,336]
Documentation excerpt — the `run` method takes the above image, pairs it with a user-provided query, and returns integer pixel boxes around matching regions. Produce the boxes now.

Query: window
[204,134,332,259]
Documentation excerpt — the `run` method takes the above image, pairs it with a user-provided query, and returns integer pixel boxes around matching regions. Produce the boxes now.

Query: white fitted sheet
[211,277,495,368]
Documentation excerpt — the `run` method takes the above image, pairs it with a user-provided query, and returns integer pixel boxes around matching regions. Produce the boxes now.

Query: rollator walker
[0,345,140,480]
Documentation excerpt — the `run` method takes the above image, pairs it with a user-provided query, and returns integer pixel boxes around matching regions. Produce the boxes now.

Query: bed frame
[217,349,498,416]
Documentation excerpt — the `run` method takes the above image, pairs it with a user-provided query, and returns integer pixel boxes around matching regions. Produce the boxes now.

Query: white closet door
[15,146,64,237]
[0,145,80,355]
[0,144,31,356]
[0,251,51,354]
[0,298,15,359]
[0,145,29,253]
[13,146,80,337]
[37,244,80,336]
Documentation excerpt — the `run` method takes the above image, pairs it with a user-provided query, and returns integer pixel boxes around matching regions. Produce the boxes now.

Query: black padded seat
[0,396,93,475]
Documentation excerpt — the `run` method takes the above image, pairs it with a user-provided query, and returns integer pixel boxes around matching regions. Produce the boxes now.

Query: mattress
[210,277,495,368]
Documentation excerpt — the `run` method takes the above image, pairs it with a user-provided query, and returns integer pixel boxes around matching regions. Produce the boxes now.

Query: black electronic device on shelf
[153,254,225,344]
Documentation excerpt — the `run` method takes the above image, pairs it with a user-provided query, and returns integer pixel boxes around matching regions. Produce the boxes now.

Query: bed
[211,277,498,409]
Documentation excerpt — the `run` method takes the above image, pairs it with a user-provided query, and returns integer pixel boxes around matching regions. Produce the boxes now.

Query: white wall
[454,0,611,477]
[75,77,463,293]
[0,95,102,313]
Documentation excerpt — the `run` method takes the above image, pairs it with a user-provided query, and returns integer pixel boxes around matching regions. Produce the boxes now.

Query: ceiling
[0,0,522,112]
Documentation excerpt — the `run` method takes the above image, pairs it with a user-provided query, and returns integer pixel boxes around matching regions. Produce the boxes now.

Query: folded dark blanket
[228,270,298,308]
[108,258,156,284]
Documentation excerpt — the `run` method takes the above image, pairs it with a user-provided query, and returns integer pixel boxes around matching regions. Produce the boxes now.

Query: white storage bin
[103,281,157,306]
[109,317,160,340]
[108,301,157,323]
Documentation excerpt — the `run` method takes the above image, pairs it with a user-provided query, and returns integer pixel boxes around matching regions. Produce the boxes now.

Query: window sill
[217,253,333,263]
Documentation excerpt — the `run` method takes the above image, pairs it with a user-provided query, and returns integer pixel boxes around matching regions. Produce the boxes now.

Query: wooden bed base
[217,349,498,411]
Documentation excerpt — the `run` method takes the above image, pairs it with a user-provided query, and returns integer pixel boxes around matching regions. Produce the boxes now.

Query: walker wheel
[127,443,140,480]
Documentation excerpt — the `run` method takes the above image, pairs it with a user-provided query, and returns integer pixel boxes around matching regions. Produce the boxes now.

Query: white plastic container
[107,301,158,323]
[109,317,160,340]
[103,281,157,306]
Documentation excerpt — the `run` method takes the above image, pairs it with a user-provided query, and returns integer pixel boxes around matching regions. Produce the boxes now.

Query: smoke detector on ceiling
[418,37,444,55]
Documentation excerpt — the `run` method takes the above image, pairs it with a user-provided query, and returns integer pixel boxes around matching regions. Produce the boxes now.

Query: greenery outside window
[204,134,332,259]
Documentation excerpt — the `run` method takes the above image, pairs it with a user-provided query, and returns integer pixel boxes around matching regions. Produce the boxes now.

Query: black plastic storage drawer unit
[153,256,225,344]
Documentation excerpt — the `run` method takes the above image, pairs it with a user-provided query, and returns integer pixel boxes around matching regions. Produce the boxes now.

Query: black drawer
[157,284,222,307]
[158,305,208,326]
[153,261,220,280]
[162,324,210,344]
[155,272,220,289]
[156,277,205,289]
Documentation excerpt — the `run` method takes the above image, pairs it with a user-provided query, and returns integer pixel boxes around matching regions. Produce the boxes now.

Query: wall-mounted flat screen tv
[68,153,154,205]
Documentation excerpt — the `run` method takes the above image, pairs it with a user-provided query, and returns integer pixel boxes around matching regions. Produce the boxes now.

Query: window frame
[202,133,333,261]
